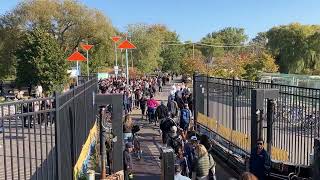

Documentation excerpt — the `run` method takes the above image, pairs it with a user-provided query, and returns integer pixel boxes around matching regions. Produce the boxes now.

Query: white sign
[67,68,78,78]
[114,66,119,75]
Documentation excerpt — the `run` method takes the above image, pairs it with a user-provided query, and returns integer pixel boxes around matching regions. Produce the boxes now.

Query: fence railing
[0,77,98,180]
[194,74,319,168]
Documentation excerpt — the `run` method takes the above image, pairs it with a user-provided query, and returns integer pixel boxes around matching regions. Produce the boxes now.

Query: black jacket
[249,147,271,180]
[156,104,168,120]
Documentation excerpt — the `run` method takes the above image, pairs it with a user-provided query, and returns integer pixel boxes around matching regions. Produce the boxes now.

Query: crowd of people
[98,75,271,180]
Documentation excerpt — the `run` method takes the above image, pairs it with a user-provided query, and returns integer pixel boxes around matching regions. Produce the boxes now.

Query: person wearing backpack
[166,126,183,153]
[167,96,179,119]
[180,104,192,132]
[160,115,177,144]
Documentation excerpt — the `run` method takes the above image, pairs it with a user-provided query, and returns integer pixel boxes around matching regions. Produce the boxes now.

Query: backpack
[169,135,182,152]
[180,109,190,124]
[160,118,175,132]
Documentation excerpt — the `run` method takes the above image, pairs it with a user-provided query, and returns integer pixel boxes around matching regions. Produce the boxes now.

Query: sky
[1,0,320,41]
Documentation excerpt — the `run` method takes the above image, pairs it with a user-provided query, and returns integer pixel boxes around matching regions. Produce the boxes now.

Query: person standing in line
[167,96,179,119]
[155,101,168,125]
[249,139,271,180]
[157,77,163,92]
[175,146,190,177]
[180,104,192,133]
[175,164,191,180]
[123,142,134,180]
[140,95,148,120]
[123,115,133,144]
[191,144,215,180]
[160,114,176,144]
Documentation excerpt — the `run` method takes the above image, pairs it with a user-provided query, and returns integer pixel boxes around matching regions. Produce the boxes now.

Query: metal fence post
[193,73,198,130]
[314,138,320,179]
[100,107,107,179]
[207,74,209,118]
[232,77,236,130]
[251,90,258,151]
[267,99,275,157]
[54,92,62,180]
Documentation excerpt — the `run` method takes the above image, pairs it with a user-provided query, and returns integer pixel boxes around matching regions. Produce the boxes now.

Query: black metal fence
[0,77,98,180]
[194,74,319,168]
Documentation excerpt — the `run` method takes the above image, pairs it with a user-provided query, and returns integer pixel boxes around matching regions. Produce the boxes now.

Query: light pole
[117,36,136,85]
[112,36,121,79]
[81,42,93,80]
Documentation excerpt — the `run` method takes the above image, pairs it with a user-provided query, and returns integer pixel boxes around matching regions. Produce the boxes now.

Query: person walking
[180,104,192,132]
[123,115,133,144]
[147,94,158,123]
[249,139,271,180]
[160,115,176,144]
[166,126,183,153]
[140,95,148,119]
[167,96,179,119]
[156,101,168,125]
[184,135,198,178]
[123,142,134,180]
[157,77,163,92]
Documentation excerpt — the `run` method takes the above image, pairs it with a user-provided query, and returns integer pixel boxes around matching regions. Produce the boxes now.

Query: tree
[242,52,278,80]
[0,0,116,78]
[180,49,206,76]
[160,32,185,74]
[266,23,320,74]
[199,27,248,60]
[0,12,25,79]
[127,24,180,73]
[15,27,69,93]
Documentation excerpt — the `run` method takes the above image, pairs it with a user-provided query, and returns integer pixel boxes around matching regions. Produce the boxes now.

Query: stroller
[132,124,142,160]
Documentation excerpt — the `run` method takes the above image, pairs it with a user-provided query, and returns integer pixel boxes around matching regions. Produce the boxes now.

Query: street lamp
[111,36,121,79]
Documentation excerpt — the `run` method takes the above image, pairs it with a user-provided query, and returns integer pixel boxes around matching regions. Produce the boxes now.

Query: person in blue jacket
[249,138,271,180]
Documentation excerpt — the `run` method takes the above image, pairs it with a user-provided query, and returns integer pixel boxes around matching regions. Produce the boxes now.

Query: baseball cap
[126,142,133,149]
[191,136,197,141]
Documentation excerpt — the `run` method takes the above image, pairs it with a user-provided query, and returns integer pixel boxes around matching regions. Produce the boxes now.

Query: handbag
[208,154,216,180]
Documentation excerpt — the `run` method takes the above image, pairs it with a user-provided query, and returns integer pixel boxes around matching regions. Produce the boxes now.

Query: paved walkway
[130,77,237,180]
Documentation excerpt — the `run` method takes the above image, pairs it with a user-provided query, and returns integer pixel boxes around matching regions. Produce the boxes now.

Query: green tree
[181,49,206,76]
[16,27,69,93]
[160,33,185,74]
[200,27,248,59]
[0,0,116,78]
[242,52,278,80]
[266,23,320,74]
[127,24,180,73]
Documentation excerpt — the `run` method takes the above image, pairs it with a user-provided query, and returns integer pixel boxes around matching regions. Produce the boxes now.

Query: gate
[0,77,98,180]
[194,74,317,178]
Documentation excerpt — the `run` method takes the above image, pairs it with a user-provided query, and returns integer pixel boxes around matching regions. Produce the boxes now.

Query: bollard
[160,147,174,180]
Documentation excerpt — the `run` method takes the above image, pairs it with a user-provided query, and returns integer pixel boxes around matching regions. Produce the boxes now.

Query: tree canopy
[16,27,69,93]
[267,23,320,74]
[2,0,320,87]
